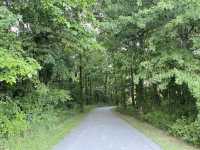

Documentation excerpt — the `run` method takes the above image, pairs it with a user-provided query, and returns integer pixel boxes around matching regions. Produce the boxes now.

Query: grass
[115,110,200,150]
[2,106,93,150]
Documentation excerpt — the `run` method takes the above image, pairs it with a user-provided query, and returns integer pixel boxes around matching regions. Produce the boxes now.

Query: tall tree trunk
[168,76,176,114]
[89,79,92,97]
[104,72,108,97]
[152,84,160,107]
[122,88,127,109]
[136,79,144,111]
[130,65,135,107]
[79,54,84,112]
[110,90,113,105]
[121,70,127,109]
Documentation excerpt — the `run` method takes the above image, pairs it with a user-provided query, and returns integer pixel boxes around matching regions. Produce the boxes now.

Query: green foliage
[0,6,40,84]
[17,84,72,112]
[49,88,72,105]
[118,110,199,150]
[0,0,108,148]
[0,85,71,140]
[169,118,190,137]
[0,6,19,29]
[0,48,40,84]
[143,111,173,130]
[0,101,28,137]
[100,0,200,146]
[1,0,200,148]
[170,119,200,145]
[3,107,92,150]
[2,112,28,137]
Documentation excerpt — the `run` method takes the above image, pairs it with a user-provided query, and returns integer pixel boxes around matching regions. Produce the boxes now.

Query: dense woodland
[1,0,200,148]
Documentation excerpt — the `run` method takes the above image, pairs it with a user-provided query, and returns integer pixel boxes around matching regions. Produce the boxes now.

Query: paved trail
[54,107,162,150]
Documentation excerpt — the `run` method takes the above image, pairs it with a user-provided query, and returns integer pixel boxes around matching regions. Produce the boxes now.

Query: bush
[0,84,72,139]
[116,106,137,116]
[0,101,28,137]
[4,112,28,137]
[169,118,189,137]
[18,84,72,110]
[143,111,173,130]
[48,88,72,106]
[169,119,200,145]
[118,105,200,146]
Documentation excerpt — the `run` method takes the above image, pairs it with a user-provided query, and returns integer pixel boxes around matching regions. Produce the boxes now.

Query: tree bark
[130,65,135,107]
[136,79,144,111]
[79,54,84,112]
[104,72,108,97]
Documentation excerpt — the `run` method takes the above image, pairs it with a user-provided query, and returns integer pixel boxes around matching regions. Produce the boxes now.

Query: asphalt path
[54,107,162,150]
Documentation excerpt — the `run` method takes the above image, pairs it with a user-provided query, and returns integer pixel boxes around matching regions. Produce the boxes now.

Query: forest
[1,0,200,149]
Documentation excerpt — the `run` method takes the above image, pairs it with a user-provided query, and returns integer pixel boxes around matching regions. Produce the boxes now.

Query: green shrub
[116,106,137,116]
[169,118,189,137]
[0,83,72,141]
[18,84,72,111]
[143,111,173,130]
[170,119,200,145]
[118,106,200,145]
[4,112,28,137]
[0,101,28,137]
[48,88,72,106]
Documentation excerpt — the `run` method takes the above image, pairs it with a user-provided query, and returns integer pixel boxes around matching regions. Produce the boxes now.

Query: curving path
[54,107,162,150]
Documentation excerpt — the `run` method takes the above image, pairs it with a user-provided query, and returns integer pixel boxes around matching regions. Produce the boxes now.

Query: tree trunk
[79,54,84,112]
[130,65,135,107]
[104,72,108,97]
[152,84,160,107]
[136,79,144,111]
[89,79,92,97]
[84,74,89,105]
